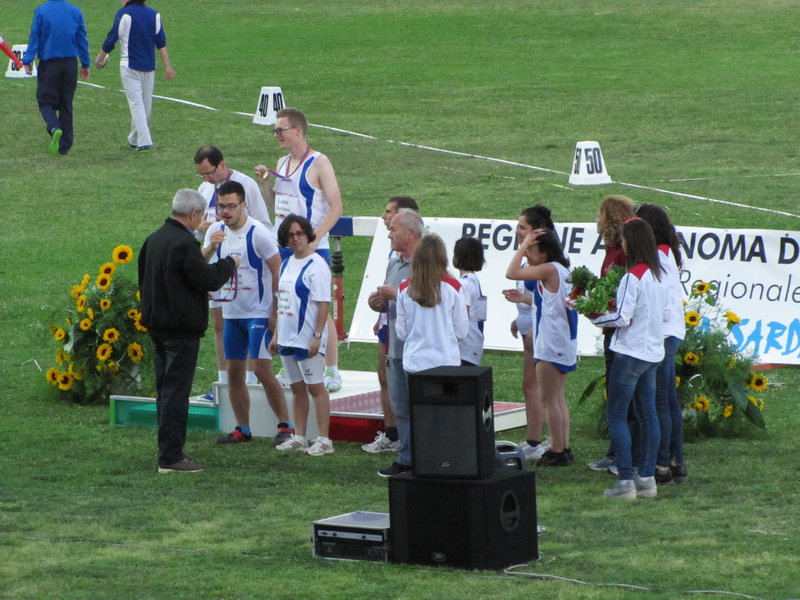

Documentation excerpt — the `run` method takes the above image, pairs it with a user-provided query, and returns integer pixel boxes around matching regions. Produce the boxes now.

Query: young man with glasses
[255,108,344,393]
[194,145,272,402]
[201,180,292,446]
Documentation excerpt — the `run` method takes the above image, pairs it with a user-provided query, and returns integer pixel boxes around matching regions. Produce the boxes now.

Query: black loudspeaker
[389,470,538,570]
[409,366,495,479]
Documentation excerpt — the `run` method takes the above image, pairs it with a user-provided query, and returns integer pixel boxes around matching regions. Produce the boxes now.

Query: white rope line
[614,181,800,219]
[75,81,800,219]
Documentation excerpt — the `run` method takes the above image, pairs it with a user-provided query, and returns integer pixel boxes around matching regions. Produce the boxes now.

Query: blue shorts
[535,359,578,374]
[279,246,331,265]
[223,318,273,361]
[376,323,389,349]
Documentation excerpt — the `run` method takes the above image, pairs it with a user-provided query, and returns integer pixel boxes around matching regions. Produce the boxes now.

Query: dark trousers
[36,57,78,154]
[151,335,200,465]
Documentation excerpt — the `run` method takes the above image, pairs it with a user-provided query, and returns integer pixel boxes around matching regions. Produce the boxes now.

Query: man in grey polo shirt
[368,208,423,477]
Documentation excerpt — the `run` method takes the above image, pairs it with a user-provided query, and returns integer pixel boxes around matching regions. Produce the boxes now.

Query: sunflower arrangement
[578,280,768,439]
[676,281,766,436]
[45,245,154,404]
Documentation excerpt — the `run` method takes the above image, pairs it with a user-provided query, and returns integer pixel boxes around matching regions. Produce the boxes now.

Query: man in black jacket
[139,189,240,472]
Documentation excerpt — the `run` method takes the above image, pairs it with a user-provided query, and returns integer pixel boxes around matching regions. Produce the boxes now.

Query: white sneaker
[520,438,550,461]
[275,434,308,451]
[634,476,657,498]
[323,368,342,392]
[275,368,290,388]
[362,431,400,453]
[305,439,334,456]
[604,479,636,500]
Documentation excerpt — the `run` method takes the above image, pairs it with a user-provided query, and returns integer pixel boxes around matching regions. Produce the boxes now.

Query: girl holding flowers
[591,219,666,498]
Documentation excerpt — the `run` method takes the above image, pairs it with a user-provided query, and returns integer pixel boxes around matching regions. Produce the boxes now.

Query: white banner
[350,218,800,365]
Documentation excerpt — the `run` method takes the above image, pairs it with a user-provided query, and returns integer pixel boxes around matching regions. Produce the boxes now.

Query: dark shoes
[378,461,411,477]
[273,423,295,447]
[158,457,205,473]
[670,463,688,484]
[216,426,252,444]
[135,145,151,153]
[540,448,575,467]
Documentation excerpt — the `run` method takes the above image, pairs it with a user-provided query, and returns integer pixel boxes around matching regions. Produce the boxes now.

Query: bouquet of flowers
[44,245,154,405]
[676,281,766,436]
[565,265,625,317]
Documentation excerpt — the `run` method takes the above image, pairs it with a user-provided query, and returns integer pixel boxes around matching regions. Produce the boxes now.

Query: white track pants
[121,66,154,147]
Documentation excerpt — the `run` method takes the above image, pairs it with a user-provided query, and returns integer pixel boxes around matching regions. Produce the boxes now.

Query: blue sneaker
[199,388,214,402]
[588,455,616,472]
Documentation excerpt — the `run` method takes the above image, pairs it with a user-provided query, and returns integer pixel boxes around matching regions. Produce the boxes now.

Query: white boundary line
[76,81,800,220]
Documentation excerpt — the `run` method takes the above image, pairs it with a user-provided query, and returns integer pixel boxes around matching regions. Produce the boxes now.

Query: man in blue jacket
[139,189,240,473]
[23,0,91,156]
[95,0,174,153]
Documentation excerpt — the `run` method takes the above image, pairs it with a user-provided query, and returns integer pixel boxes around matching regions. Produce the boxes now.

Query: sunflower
[684,352,700,365]
[55,349,66,365]
[748,374,767,391]
[112,245,134,264]
[81,273,90,287]
[53,327,66,341]
[96,343,113,362]
[79,318,93,331]
[748,396,765,411]
[76,295,87,313]
[692,396,710,412]
[46,367,59,385]
[99,262,117,277]
[127,308,139,319]
[87,308,95,320]
[684,311,701,327]
[57,371,74,391]
[722,405,733,418]
[725,311,741,325]
[69,365,83,381]
[100,299,112,310]
[675,376,680,388]
[134,315,148,332]
[96,274,112,291]
[694,282,710,294]
[71,284,83,299]
[107,361,120,373]
[65,317,72,326]
[127,342,144,362]
[103,328,120,343]
[136,290,141,301]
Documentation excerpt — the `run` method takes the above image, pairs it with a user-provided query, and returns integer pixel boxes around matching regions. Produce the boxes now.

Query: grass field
[1,1,799,599]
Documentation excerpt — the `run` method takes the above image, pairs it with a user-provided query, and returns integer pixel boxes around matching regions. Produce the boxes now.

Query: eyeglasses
[273,125,299,136]
[286,230,307,239]
[218,202,242,212]
[196,164,219,177]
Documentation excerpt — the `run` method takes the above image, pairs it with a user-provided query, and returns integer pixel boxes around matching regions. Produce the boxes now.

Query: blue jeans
[387,357,411,466]
[606,353,660,480]
[656,336,684,467]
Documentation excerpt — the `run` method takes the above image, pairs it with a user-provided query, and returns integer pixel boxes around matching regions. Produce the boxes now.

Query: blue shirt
[102,1,167,73]
[24,0,90,68]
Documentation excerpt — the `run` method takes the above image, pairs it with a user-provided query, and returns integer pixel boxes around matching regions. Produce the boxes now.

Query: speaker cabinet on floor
[389,470,538,570]
[409,366,495,479]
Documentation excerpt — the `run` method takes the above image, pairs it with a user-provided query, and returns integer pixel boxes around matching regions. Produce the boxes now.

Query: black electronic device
[409,365,495,479]
[389,469,537,570]
[312,511,391,562]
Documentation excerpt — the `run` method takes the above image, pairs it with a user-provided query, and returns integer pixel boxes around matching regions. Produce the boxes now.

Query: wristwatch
[313,332,323,339]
